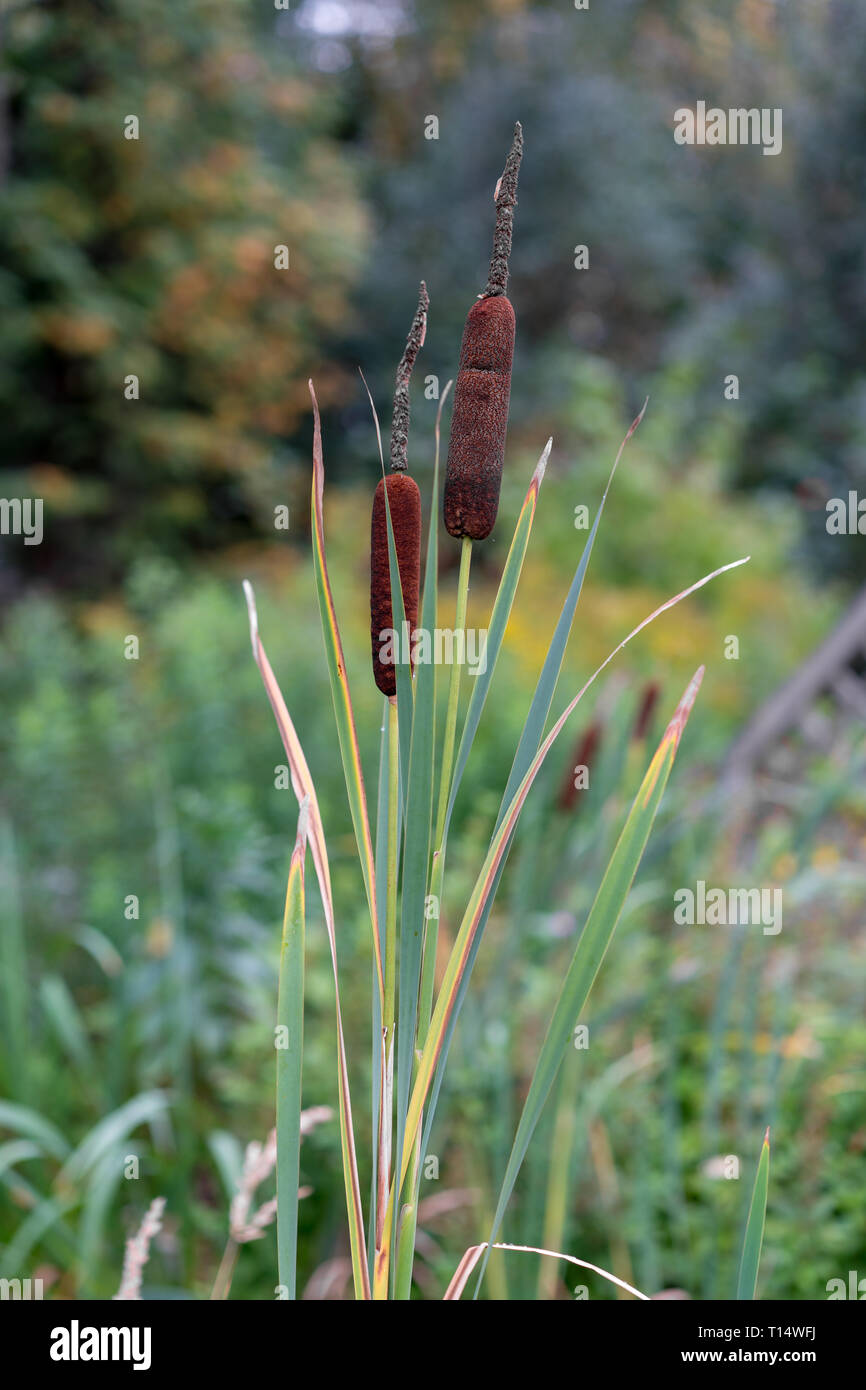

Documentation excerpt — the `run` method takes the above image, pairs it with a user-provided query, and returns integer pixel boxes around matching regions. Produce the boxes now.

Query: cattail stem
[393,539,473,1299]
[384,695,400,1037]
[485,121,523,298]
[372,694,400,1301]
[418,537,472,1043]
[434,535,473,856]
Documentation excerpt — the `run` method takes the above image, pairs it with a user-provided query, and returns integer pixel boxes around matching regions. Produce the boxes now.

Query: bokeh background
[1,0,864,1299]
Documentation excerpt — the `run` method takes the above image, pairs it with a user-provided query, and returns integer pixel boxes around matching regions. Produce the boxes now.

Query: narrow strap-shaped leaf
[391,383,455,1299]
[444,438,551,831]
[444,1241,650,1302]
[476,668,705,1292]
[420,409,646,1157]
[419,555,750,1163]
[393,383,442,1201]
[375,445,549,1274]
[58,1091,170,1187]
[309,381,384,1008]
[276,801,308,1299]
[403,554,745,1200]
[242,581,371,1300]
[499,401,646,823]
[0,1102,70,1162]
[736,1128,770,1299]
[368,698,391,1276]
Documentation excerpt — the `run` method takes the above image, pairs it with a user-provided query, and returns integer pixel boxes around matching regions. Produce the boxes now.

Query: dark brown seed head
[632,680,661,742]
[443,294,515,539]
[556,721,603,814]
[444,123,522,541]
[370,472,422,697]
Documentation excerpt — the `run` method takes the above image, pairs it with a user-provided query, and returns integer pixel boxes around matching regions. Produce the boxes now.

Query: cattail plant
[410,132,526,1158]
[368,286,429,1253]
[242,119,754,1301]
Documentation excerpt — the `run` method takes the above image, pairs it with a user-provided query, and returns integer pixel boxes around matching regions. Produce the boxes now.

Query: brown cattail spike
[443,296,514,539]
[632,680,661,742]
[370,473,422,697]
[390,281,429,472]
[444,124,522,540]
[557,721,603,814]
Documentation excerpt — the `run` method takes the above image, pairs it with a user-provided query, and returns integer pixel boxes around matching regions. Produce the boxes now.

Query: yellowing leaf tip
[663,664,705,746]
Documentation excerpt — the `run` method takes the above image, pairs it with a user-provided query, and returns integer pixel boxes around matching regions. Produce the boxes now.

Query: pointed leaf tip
[532,437,553,489]
[626,397,649,440]
[664,665,705,745]
[242,580,258,657]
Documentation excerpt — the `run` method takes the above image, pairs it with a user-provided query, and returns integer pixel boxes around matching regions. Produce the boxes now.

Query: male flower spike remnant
[444,122,522,540]
[370,282,427,696]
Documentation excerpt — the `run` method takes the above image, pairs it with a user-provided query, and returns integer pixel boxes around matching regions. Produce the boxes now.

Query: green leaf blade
[477,667,705,1292]
[309,381,383,1007]
[276,807,307,1299]
[736,1128,771,1300]
[444,438,550,832]
[393,393,441,1214]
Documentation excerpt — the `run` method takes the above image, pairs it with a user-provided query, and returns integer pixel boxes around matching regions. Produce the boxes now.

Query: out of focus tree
[3,0,865,591]
[0,0,368,591]
[302,0,866,585]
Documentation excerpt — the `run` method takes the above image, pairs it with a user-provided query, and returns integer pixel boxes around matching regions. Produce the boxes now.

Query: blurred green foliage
[0,415,863,1294]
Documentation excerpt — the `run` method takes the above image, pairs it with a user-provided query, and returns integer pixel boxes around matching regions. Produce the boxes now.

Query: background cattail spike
[485,121,523,298]
[390,280,429,472]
